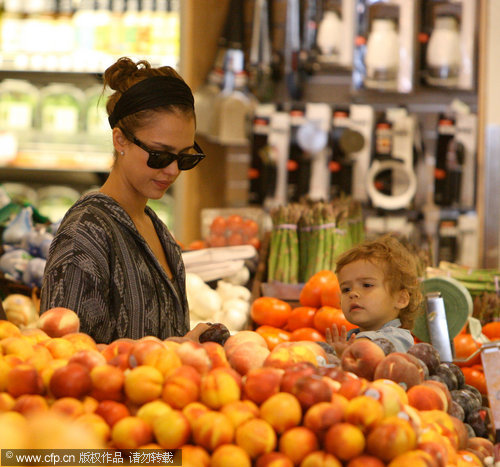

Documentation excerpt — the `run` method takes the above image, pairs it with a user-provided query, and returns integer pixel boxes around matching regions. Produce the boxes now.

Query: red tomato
[287,306,317,331]
[227,232,244,246]
[255,325,291,350]
[242,219,259,238]
[313,306,356,334]
[461,366,488,395]
[250,297,292,328]
[210,216,227,235]
[299,270,341,308]
[208,234,227,247]
[453,333,482,367]
[226,214,244,233]
[290,327,325,342]
[247,237,261,250]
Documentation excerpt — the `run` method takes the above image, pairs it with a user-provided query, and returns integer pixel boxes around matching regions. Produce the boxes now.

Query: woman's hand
[325,324,357,357]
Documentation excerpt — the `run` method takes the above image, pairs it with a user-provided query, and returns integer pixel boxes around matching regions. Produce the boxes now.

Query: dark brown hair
[103,57,195,140]
[335,233,423,330]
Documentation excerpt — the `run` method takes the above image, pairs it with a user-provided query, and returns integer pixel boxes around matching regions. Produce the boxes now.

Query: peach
[152,408,191,449]
[264,342,319,370]
[303,401,345,440]
[202,341,230,368]
[346,455,385,467]
[37,307,80,338]
[200,367,242,409]
[49,397,85,419]
[331,371,368,400]
[43,337,76,359]
[419,429,458,465]
[456,450,483,466]
[49,362,92,399]
[211,444,252,467]
[467,436,495,459]
[182,401,210,427]
[364,380,407,417]
[224,330,268,357]
[0,358,12,391]
[301,451,342,467]
[417,439,450,467]
[366,416,417,462]
[128,339,165,367]
[422,379,452,410]
[141,346,182,378]
[243,367,284,404]
[111,415,153,449]
[21,328,50,344]
[235,418,276,459]
[373,352,425,390]
[227,342,270,375]
[26,344,53,371]
[82,395,99,413]
[135,400,172,427]
[280,361,317,393]
[162,365,201,409]
[387,449,436,466]
[278,426,319,465]
[260,392,302,434]
[100,338,134,363]
[220,400,259,429]
[292,374,334,409]
[255,452,294,467]
[90,364,125,401]
[1,336,35,360]
[39,358,67,389]
[341,338,386,380]
[12,394,49,416]
[0,392,15,411]
[175,341,212,374]
[180,444,210,467]
[0,319,22,339]
[191,410,234,452]
[95,400,130,427]
[62,332,97,352]
[407,384,448,411]
[68,349,106,371]
[76,413,111,443]
[344,395,385,432]
[123,365,163,405]
[7,363,44,397]
[324,422,365,461]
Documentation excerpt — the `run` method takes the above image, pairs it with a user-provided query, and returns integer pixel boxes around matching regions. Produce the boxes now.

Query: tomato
[210,216,227,235]
[208,234,227,247]
[187,240,207,250]
[255,325,291,350]
[461,366,488,395]
[290,327,325,342]
[242,219,259,238]
[453,333,482,367]
[226,214,244,233]
[247,236,261,250]
[227,232,244,246]
[482,321,500,341]
[299,270,341,308]
[250,297,292,328]
[287,306,317,331]
[313,306,356,334]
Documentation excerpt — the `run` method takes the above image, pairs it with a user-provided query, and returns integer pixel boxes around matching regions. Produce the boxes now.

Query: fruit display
[0,308,497,466]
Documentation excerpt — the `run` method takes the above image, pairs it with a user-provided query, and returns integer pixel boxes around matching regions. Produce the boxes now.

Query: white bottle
[426,15,461,87]
[316,10,342,62]
[365,18,399,90]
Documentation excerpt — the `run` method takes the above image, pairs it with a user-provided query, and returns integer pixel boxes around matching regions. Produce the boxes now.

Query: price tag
[480,342,500,440]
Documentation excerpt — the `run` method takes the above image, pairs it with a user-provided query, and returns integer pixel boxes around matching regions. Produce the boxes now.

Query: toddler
[326,234,423,355]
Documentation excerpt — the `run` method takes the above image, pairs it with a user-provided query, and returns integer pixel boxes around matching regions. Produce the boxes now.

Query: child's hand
[325,325,357,357]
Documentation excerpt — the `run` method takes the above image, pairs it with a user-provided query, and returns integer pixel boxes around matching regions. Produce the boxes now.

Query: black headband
[108,75,195,128]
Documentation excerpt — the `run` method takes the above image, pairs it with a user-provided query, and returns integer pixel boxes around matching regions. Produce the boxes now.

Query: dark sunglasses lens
[147,153,175,169]
[177,154,204,170]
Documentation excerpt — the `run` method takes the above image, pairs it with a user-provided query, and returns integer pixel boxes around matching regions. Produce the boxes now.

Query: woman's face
[116,111,196,200]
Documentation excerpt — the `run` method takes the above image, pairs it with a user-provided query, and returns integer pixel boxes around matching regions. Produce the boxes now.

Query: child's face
[337,259,409,332]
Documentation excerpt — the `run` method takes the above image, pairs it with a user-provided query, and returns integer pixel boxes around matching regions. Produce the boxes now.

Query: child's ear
[396,289,410,310]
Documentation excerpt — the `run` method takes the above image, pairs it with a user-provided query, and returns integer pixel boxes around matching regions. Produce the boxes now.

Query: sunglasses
[124,131,206,170]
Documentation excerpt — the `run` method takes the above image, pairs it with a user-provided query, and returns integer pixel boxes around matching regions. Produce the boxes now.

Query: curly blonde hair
[335,234,423,330]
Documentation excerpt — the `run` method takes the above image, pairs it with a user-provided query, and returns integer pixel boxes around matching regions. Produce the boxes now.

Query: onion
[3,294,38,327]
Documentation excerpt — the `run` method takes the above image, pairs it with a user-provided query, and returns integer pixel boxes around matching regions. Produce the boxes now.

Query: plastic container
[0,79,39,130]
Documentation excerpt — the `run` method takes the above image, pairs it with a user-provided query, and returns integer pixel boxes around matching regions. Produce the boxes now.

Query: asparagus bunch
[437,261,500,296]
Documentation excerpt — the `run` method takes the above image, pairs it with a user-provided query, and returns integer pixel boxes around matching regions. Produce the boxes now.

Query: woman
[40,57,210,344]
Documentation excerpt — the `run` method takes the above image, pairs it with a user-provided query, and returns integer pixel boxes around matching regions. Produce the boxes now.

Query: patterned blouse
[40,192,189,344]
